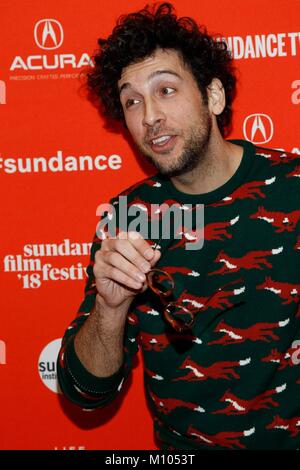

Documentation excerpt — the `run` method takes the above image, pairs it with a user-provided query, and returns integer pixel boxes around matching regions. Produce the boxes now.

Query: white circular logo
[34,19,64,50]
[38,338,62,393]
[243,113,274,144]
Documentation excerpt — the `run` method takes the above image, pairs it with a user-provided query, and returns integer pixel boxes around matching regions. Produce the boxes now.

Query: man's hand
[93,231,161,309]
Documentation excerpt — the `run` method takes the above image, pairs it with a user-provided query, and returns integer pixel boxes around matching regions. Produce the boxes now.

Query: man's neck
[170,135,243,195]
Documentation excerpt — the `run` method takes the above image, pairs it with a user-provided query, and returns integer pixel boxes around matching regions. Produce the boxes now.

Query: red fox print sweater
[57,140,300,450]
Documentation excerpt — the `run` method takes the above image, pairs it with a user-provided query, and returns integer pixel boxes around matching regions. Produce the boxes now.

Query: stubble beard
[138,114,213,178]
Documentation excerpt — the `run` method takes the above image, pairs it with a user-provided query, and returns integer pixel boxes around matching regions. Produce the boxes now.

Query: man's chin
[149,158,190,178]
[142,153,183,176]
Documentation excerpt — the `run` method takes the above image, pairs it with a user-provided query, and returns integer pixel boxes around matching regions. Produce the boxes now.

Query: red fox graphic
[203,217,239,240]
[257,277,300,306]
[259,151,298,166]
[178,283,245,313]
[172,355,251,382]
[266,415,300,437]
[250,206,300,232]
[127,312,139,325]
[139,332,170,351]
[163,265,200,277]
[262,347,297,369]
[187,424,255,449]
[137,304,160,317]
[213,384,286,415]
[171,216,239,249]
[287,165,300,178]
[209,247,283,275]
[211,177,276,207]
[208,318,289,346]
[148,387,205,413]
[145,367,164,381]
[139,332,202,351]
[170,226,204,250]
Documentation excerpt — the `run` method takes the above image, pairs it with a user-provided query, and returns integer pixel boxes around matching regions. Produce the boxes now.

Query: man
[57,3,300,450]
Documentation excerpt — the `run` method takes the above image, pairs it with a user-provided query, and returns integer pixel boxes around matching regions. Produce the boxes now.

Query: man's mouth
[148,135,177,153]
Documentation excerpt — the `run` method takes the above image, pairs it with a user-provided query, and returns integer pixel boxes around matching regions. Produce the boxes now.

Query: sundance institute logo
[38,338,62,393]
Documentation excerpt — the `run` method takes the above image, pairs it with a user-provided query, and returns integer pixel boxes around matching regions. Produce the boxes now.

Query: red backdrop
[0,0,299,450]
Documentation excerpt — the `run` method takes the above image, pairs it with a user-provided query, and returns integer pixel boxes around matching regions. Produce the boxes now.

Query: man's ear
[207,78,225,116]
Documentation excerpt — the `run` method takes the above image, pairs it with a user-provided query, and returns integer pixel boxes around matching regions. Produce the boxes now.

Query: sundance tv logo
[38,338,62,393]
[243,114,274,145]
[10,18,92,77]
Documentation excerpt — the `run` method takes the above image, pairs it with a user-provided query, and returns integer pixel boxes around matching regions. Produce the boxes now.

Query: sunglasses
[146,238,244,333]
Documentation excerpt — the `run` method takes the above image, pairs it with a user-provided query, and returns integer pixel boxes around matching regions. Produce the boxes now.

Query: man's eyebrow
[148,69,182,81]
[118,70,182,95]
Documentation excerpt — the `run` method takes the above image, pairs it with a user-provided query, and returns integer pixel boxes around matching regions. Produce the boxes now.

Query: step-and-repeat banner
[1,0,299,450]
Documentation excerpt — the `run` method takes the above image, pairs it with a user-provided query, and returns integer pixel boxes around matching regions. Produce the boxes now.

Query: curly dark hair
[87,2,236,137]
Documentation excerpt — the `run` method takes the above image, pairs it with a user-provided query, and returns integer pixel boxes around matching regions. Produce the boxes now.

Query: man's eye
[125,98,139,108]
[161,87,175,95]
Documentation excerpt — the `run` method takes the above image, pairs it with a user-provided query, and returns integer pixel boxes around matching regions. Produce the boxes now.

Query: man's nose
[142,98,166,128]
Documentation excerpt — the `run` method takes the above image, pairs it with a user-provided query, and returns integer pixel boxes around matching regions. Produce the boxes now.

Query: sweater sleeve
[57,224,140,410]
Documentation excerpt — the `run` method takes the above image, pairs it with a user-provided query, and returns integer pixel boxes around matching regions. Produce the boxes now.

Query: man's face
[118,48,213,177]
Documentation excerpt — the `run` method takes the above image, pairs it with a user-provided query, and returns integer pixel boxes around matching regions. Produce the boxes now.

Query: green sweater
[57,140,300,450]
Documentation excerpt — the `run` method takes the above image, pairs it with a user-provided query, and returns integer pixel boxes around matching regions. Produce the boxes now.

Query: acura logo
[243,113,274,145]
[34,19,64,50]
